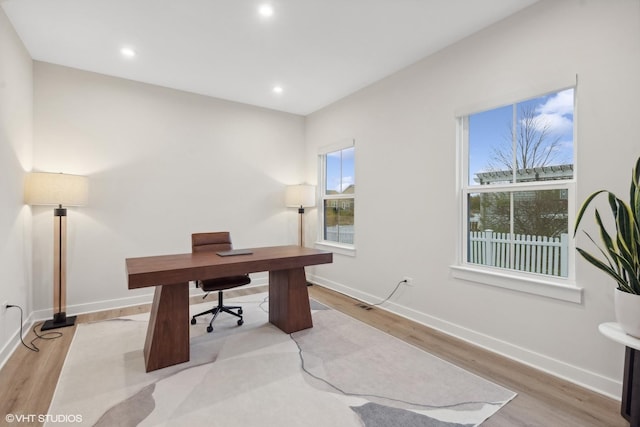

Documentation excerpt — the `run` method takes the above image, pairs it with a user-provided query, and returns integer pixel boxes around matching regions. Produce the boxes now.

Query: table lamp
[285,184,316,247]
[25,172,88,331]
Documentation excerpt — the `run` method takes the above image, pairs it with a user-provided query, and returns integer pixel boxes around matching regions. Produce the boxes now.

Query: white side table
[599,322,640,426]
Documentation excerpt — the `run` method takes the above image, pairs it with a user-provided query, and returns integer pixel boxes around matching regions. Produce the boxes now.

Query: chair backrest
[191,231,250,291]
[192,232,233,254]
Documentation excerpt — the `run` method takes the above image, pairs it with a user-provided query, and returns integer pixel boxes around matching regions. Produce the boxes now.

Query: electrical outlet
[402,277,414,286]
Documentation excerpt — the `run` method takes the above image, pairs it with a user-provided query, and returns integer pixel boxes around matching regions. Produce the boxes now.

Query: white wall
[32,62,306,316]
[6,0,640,399]
[305,0,640,398]
[0,8,33,363]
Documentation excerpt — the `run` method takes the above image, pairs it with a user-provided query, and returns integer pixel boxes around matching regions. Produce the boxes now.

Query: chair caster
[237,319,244,326]
[207,325,214,333]
[238,309,243,315]
[190,318,197,325]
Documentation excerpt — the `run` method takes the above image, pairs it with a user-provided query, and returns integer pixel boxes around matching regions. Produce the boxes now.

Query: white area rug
[47,293,515,426]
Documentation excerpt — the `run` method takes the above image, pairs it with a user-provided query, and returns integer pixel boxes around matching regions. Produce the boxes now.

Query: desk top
[126,245,332,289]
[599,322,640,351]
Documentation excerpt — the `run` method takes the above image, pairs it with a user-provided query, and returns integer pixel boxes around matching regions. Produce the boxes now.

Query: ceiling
[2,0,538,115]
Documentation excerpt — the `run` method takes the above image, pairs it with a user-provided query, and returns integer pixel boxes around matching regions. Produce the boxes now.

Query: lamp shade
[25,172,89,206]
[285,184,316,208]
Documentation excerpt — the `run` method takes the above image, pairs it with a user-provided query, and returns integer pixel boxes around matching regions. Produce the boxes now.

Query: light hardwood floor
[0,285,627,426]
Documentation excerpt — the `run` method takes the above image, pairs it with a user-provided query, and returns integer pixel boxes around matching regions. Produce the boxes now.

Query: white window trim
[450,265,582,303]
[318,139,354,156]
[454,89,583,304]
[315,240,356,257]
[315,139,356,255]
[454,74,578,117]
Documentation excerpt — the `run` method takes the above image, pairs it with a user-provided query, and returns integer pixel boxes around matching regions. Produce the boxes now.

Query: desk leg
[143,283,189,372]
[622,347,640,426]
[269,268,313,333]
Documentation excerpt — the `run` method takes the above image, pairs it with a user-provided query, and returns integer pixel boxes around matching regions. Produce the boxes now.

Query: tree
[478,105,570,238]
[486,105,566,172]
[478,190,567,237]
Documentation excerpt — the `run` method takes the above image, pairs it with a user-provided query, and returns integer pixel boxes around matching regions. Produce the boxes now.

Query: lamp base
[41,314,77,331]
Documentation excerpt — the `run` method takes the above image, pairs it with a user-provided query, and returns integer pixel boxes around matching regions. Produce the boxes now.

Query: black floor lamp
[285,184,316,247]
[25,172,88,331]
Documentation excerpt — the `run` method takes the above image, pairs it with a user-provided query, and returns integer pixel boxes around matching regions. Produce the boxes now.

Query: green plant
[574,157,640,294]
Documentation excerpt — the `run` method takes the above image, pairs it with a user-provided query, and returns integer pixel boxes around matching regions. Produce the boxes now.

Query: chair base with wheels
[191,289,246,333]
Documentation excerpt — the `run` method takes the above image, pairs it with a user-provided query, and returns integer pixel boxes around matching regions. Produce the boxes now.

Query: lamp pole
[42,203,76,330]
[298,205,305,247]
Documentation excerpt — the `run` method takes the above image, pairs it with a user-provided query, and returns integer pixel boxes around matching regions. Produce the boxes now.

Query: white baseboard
[307,273,622,400]
[0,309,35,372]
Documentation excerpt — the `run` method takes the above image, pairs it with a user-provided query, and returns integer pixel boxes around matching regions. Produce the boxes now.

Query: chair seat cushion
[199,275,251,292]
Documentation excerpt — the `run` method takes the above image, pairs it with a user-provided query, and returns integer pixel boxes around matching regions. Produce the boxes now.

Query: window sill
[450,265,583,304]
[314,241,356,257]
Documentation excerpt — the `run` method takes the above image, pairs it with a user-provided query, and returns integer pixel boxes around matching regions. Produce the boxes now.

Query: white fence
[469,230,568,277]
[325,225,354,244]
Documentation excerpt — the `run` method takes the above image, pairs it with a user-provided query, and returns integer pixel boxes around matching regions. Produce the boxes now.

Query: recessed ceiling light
[258,4,274,18]
[273,85,283,94]
[120,47,136,58]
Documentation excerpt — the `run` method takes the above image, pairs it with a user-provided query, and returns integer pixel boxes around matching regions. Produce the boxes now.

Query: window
[456,88,578,300]
[319,142,355,247]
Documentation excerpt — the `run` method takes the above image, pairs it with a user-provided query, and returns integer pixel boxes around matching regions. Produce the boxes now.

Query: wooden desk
[599,322,640,426]
[126,245,332,372]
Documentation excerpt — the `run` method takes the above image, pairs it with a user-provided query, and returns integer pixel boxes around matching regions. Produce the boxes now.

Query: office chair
[190,232,251,333]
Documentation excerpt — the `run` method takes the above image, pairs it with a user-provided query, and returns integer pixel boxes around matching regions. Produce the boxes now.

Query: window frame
[452,88,582,303]
[316,139,356,256]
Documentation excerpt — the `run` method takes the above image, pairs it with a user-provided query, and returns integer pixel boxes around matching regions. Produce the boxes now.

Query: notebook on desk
[216,249,253,257]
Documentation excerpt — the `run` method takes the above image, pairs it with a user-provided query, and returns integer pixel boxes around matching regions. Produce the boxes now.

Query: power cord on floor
[6,304,63,352]
[370,279,408,306]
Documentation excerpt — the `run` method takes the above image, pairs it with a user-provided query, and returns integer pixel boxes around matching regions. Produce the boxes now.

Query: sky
[468,88,574,185]
[326,147,355,193]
